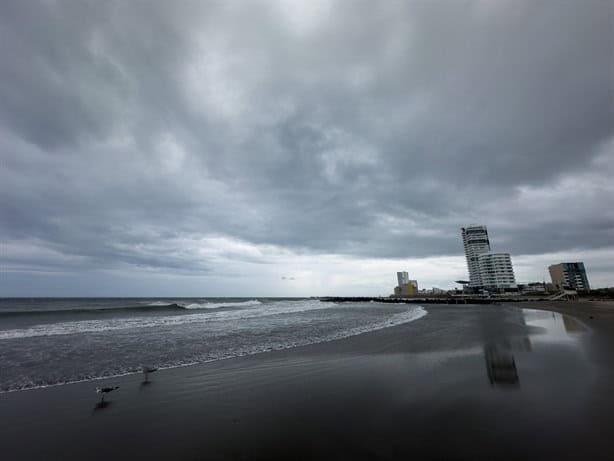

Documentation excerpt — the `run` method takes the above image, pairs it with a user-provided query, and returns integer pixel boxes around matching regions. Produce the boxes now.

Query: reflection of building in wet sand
[481,309,586,388]
[484,342,519,386]
[481,308,532,387]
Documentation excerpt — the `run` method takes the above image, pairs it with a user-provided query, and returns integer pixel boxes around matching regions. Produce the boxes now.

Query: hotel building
[461,224,491,288]
[549,262,590,291]
[478,252,517,290]
[461,224,516,291]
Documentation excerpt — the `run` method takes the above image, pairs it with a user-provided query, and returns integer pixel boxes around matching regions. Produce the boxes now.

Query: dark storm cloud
[1,0,613,282]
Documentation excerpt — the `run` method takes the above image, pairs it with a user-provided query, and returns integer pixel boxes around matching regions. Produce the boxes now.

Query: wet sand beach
[1,302,613,460]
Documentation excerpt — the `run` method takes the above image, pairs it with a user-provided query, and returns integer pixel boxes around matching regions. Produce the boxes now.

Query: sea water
[0,298,426,392]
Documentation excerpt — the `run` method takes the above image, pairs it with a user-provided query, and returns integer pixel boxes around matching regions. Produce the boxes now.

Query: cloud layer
[1,0,613,294]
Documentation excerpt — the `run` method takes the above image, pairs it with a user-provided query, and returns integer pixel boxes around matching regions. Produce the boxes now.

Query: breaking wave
[0,299,263,318]
[0,299,333,340]
[183,300,262,309]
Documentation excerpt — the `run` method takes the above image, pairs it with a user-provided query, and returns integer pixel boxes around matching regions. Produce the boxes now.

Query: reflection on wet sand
[562,315,585,334]
[484,342,519,386]
[523,308,586,343]
[483,308,533,387]
[483,308,586,387]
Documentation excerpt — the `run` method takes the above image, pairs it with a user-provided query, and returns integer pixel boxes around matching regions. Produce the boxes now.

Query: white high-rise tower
[461,224,491,287]
[478,253,516,289]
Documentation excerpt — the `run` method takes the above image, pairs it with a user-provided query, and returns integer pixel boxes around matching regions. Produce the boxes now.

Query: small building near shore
[392,274,418,297]
[517,282,553,293]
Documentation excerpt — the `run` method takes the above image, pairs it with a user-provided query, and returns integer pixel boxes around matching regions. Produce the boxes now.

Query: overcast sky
[1,0,613,296]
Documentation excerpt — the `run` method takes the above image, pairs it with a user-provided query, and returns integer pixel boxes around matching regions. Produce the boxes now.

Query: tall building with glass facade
[397,271,409,286]
[461,224,491,287]
[461,224,516,290]
[549,262,590,291]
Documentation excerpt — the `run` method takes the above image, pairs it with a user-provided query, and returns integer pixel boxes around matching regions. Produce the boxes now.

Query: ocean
[0,298,426,392]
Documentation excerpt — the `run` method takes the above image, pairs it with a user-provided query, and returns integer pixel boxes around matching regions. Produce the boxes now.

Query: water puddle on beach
[521,308,586,343]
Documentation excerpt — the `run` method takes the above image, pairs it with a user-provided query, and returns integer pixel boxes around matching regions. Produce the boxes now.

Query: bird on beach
[141,366,158,383]
[96,385,119,402]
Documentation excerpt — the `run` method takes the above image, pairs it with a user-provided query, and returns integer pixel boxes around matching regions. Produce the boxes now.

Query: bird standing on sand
[142,366,158,383]
[96,385,119,402]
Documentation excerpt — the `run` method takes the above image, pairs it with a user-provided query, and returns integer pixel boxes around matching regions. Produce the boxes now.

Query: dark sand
[1,302,613,460]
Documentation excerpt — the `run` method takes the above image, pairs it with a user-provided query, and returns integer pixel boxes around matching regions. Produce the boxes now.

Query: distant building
[461,224,491,288]
[477,252,517,290]
[549,262,590,291]
[517,282,551,293]
[393,275,418,297]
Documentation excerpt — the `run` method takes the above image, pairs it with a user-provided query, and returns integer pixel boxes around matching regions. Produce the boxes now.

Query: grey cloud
[0,0,613,290]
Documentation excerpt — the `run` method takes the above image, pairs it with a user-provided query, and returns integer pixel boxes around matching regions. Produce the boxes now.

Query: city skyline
[1,1,613,296]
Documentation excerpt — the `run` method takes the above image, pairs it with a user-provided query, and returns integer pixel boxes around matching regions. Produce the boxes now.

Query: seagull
[96,385,119,402]
[141,366,158,383]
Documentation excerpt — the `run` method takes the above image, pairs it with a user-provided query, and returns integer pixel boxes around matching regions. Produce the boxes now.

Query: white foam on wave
[0,299,336,340]
[144,301,173,306]
[184,299,262,309]
[140,299,262,309]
